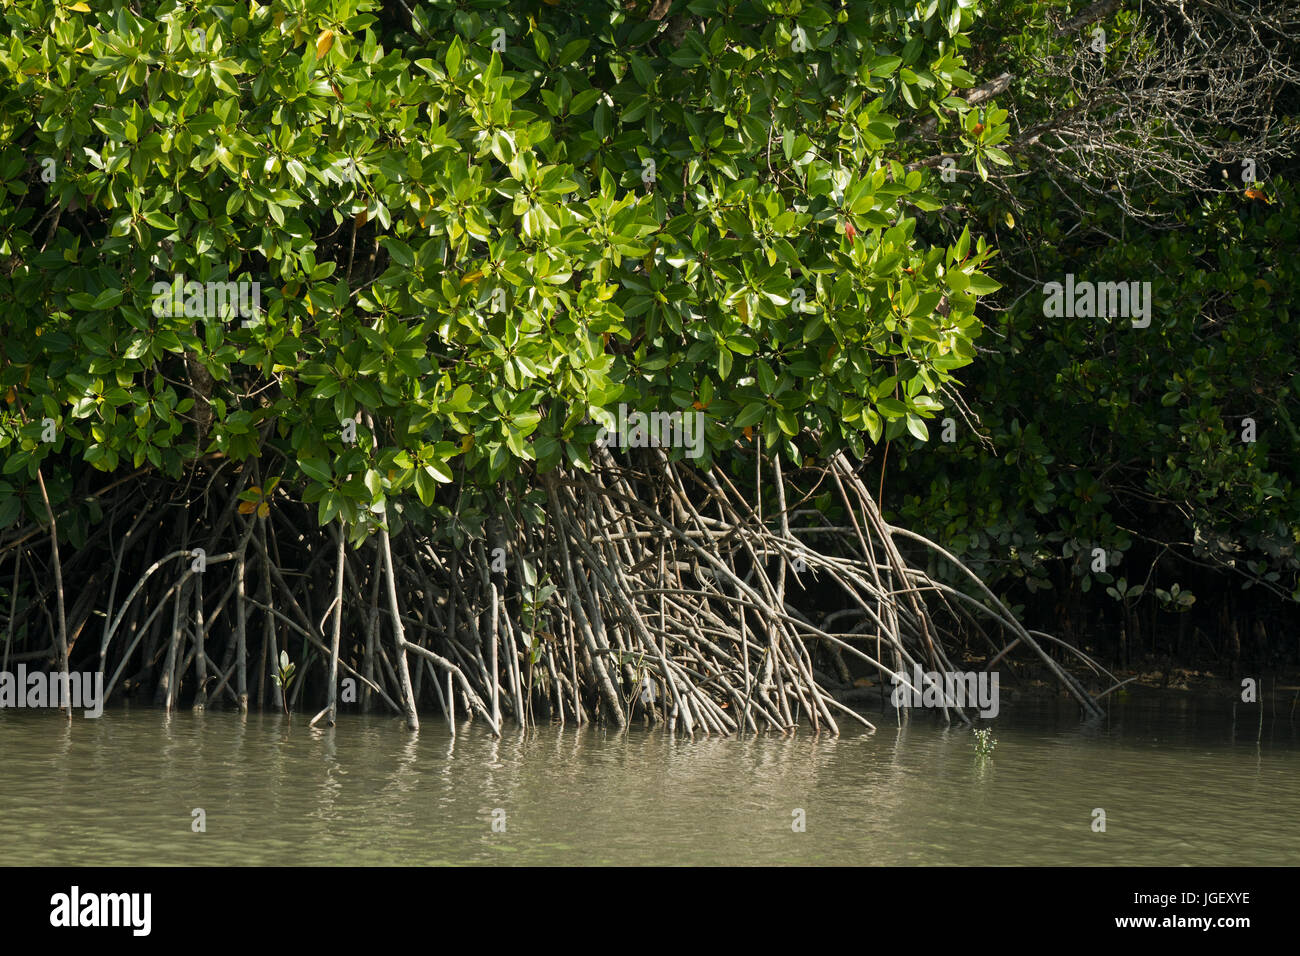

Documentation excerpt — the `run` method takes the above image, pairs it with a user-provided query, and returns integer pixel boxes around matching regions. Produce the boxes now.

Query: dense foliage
[1,0,1296,694]
[1,0,1001,547]
[883,0,1300,663]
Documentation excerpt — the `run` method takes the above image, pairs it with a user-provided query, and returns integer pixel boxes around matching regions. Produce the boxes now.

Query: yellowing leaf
[460,435,474,453]
[257,500,270,518]
[1003,211,1015,229]
[69,2,91,12]
[737,296,749,324]
[316,30,334,58]
[460,269,484,285]
[238,500,258,515]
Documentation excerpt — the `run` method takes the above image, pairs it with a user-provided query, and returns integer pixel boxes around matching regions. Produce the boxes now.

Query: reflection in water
[0,695,1296,865]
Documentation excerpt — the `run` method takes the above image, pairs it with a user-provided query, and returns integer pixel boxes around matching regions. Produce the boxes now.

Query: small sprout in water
[272,651,297,713]
[272,650,296,687]
[973,727,997,756]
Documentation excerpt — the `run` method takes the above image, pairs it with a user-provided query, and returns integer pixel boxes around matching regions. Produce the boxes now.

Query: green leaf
[558,38,589,65]
[905,414,929,441]
[143,210,177,231]
[735,402,766,428]
[0,494,20,528]
[384,238,415,268]
[984,146,1013,167]
[299,459,332,484]
[92,288,124,310]
[425,459,454,483]
[445,36,464,76]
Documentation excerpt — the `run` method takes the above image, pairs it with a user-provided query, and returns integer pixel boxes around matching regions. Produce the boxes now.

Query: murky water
[1,693,1297,865]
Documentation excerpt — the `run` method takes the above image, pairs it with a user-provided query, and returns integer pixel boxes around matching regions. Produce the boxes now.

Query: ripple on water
[1,696,1298,865]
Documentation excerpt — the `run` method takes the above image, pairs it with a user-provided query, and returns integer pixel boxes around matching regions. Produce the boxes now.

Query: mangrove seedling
[271,651,296,716]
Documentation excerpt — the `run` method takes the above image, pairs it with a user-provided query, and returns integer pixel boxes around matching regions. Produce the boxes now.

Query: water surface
[1,693,1296,865]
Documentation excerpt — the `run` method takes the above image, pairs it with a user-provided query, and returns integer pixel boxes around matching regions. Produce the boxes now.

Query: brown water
[1,694,1297,865]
